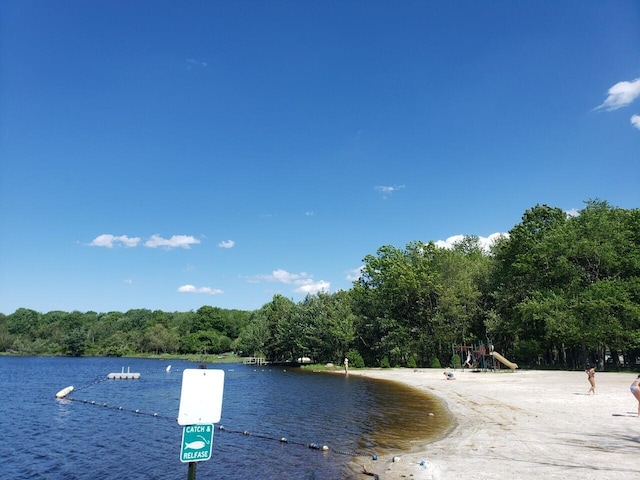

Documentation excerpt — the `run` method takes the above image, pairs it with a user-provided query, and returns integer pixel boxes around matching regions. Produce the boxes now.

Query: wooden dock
[243,357,270,366]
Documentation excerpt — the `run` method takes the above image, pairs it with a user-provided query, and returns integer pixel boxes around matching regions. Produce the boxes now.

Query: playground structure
[490,351,518,370]
[452,341,518,372]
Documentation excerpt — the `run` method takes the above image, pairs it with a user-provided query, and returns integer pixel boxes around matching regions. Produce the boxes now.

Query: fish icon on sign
[185,435,210,449]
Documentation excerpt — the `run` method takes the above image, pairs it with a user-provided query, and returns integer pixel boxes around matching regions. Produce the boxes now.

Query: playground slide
[490,351,518,370]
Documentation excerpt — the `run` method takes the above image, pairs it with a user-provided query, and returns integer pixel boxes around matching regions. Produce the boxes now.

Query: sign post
[178,368,225,480]
[187,462,197,480]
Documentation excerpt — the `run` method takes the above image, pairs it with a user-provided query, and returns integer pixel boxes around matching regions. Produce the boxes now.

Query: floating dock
[108,367,141,379]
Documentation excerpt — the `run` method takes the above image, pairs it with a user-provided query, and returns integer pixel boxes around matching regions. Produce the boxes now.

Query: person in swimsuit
[586,364,596,395]
[630,374,640,416]
[463,351,473,369]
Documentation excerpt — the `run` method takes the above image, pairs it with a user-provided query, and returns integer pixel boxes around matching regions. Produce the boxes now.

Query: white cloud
[295,280,330,295]
[435,233,508,252]
[435,235,465,249]
[249,269,330,294]
[265,269,311,284]
[145,234,200,249]
[595,78,640,111]
[186,58,208,68]
[89,234,140,248]
[375,184,405,198]
[345,266,364,281]
[631,114,640,130]
[305,211,315,216]
[482,232,508,249]
[218,240,235,248]
[565,208,580,218]
[178,284,223,295]
[123,279,133,285]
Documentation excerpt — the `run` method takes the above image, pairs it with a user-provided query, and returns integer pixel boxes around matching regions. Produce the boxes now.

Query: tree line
[1,200,638,370]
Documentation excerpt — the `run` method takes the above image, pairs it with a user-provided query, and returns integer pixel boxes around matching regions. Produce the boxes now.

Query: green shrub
[380,355,391,368]
[407,355,417,368]
[452,355,461,368]
[346,349,365,368]
[430,357,442,368]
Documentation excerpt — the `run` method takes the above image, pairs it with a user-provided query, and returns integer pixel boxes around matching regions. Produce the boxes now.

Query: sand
[346,368,640,480]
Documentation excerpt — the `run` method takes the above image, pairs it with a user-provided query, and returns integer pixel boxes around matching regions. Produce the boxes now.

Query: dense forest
[2,200,639,370]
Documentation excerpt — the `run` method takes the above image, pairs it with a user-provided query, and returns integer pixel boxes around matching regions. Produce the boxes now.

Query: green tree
[6,308,42,336]
[237,311,270,357]
[488,200,640,367]
[431,238,488,360]
[261,294,296,362]
[194,306,225,333]
[142,323,179,354]
[489,204,568,361]
[352,242,441,367]
[322,290,356,362]
[63,328,87,356]
[0,314,15,352]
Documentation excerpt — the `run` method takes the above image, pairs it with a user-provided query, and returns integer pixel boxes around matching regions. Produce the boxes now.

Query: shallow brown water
[347,376,455,453]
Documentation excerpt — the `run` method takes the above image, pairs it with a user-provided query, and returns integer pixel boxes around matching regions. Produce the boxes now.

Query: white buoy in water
[55,386,74,398]
[166,365,171,373]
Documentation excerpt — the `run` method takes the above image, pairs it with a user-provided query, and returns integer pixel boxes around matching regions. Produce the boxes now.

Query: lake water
[0,357,452,479]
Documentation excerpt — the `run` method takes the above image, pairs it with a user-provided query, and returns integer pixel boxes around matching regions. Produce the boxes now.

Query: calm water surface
[0,357,451,479]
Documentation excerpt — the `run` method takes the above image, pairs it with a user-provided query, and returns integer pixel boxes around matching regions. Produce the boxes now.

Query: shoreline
[345,368,639,479]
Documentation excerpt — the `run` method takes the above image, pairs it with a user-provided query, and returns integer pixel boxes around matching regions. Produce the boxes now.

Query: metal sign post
[187,462,197,480]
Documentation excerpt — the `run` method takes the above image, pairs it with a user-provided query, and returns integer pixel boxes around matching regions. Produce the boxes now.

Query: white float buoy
[166,365,171,373]
[55,386,74,398]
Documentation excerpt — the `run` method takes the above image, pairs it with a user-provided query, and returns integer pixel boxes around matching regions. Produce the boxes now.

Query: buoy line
[217,425,359,457]
[56,368,373,461]
[60,394,365,458]
[62,396,171,421]
[73,375,110,392]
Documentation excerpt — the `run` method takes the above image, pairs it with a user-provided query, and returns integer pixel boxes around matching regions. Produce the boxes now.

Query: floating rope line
[60,394,364,458]
[56,369,374,461]
[62,395,175,422]
[73,375,110,392]
[216,425,359,457]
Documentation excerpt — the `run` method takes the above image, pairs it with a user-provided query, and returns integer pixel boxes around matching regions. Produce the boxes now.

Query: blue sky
[1,1,639,315]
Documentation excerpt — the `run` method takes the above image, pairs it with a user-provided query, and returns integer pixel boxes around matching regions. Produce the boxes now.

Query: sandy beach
[347,368,639,480]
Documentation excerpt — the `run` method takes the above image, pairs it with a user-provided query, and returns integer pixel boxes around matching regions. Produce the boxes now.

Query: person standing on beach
[630,374,640,416]
[586,364,596,395]
[344,357,349,375]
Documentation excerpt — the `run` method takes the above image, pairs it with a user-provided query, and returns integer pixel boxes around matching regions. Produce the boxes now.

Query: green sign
[180,424,214,463]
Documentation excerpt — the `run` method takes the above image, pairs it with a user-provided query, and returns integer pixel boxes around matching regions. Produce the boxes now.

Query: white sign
[177,369,225,426]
